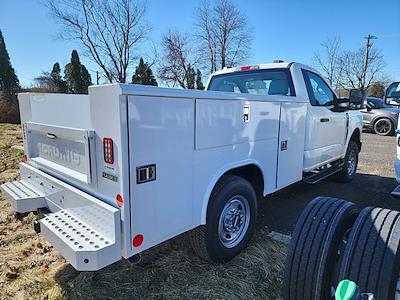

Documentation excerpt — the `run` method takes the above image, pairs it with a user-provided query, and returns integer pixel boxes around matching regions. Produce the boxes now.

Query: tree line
[313,35,388,97]
[0,0,391,100]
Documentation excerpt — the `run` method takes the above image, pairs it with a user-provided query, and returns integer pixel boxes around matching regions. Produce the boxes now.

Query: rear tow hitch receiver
[33,219,41,233]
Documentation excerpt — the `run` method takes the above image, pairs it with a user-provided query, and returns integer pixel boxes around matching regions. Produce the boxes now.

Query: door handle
[47,133,57,139]
[320,118,330,122]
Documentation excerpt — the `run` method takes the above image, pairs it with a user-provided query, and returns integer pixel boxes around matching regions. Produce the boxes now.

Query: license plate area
[26,122,95,184]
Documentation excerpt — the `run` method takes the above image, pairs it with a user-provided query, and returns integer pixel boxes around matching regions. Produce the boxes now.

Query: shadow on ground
[258,172,398,234]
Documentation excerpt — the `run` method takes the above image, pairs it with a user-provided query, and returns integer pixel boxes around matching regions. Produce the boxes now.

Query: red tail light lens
[103,138,114,164]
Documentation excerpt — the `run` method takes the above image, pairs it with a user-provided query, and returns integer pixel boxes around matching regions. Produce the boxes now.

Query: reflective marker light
[116,194,123,208]
[133,234,144,247]
[103,138,114,164]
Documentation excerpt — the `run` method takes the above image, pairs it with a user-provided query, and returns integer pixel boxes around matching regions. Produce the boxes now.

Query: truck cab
[206,62,363,177]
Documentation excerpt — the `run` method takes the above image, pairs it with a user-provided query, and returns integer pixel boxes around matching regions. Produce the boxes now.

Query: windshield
[207,69,295,96]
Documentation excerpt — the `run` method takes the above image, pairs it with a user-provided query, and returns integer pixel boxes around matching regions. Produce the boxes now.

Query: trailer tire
[189,175,257,263]
[333,140,359,183]
[338,207,400,299]
[283,197,357,300]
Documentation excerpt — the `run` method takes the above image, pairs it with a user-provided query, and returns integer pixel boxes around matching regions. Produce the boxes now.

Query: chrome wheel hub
[218,195,250,248]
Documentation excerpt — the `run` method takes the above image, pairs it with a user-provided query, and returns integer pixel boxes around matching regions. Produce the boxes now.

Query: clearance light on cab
[103,138,114,164]
[235,65,260,72]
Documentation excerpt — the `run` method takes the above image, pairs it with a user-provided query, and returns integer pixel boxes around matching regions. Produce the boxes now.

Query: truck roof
[212,62,292,76]
[210,62,319,77]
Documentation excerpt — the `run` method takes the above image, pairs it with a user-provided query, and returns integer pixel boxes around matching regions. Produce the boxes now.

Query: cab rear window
[207,69,295,96]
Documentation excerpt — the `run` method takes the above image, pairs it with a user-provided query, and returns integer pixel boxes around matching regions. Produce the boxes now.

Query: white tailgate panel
[128,96,194,252]
[25,122,95,184]
[276,102,307,189]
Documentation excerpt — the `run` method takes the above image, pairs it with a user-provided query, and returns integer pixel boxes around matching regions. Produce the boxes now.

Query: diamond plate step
[40,205,120,271]
[1,178,59,213]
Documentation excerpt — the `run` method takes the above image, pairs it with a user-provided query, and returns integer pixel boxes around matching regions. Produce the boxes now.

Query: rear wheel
[373,118,393,136]
[283,197,357,300]
[338,207,400,299]
[189,175,257,262]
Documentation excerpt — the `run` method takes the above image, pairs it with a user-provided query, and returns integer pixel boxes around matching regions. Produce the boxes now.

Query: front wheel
[334,141,359,183]
[189,175,257,263]
[373,118,393,136]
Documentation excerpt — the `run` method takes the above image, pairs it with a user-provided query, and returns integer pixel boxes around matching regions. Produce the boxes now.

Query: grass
[0,124,287,299]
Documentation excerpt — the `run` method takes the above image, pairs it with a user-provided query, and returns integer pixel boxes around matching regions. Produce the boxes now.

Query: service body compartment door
[128,96,194,252]
[25,122,95,184]
[276,102,307,189]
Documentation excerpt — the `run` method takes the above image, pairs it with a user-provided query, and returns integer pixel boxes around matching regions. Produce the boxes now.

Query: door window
[302,70,335,106]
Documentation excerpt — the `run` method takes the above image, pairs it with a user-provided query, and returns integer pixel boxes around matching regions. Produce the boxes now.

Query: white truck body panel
[1,62,363,270]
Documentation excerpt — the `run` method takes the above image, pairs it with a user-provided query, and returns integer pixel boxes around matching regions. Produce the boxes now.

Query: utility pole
[96,71,100,85]
[361,34,378,91]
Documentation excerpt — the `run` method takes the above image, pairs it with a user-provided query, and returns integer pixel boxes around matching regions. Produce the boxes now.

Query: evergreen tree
[0,31,20,94]
[50,63,68,93]
[64,50,92,94]
[81,65,92,93]
[196,69,204,90]
[186,65,195,89]
[132,58,158,86]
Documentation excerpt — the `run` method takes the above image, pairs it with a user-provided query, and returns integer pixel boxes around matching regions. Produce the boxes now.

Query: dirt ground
[0,124,398,299]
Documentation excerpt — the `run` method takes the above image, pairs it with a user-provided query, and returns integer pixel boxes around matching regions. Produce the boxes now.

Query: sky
[1,0,399,87]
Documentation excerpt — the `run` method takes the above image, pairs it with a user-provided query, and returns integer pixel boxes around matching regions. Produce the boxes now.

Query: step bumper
[41,206,120,271]
[1,163,121,271]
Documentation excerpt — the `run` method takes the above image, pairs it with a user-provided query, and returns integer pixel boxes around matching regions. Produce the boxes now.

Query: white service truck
[1,62,364,271]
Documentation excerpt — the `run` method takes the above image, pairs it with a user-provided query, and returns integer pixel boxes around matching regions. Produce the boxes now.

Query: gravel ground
[259,132,399,234]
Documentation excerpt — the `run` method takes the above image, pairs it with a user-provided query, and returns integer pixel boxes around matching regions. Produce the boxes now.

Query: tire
[338,207,400,299]
[283,197,357,300]
[373,117,393,136]
[189,175,257,263]
[334,141,359,183]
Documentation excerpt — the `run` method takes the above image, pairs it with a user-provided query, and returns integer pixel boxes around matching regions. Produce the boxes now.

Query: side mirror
[366,106,372,112]
[349,88,365,106]
[385,82,400,105]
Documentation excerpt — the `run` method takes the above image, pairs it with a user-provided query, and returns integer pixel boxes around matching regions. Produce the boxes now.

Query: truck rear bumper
[0,163,121,271]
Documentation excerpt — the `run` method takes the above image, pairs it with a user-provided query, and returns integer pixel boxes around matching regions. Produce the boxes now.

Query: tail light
[103,138,114,164]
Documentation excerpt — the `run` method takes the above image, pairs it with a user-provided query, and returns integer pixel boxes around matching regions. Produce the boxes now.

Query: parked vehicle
[389,82,400,196]
[361,97,399,136]
[385,82,400,106]
[1,62,364,271]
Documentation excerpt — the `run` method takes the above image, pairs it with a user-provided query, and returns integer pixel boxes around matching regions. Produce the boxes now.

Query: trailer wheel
[284,197,357,300]
[189,175,257,263]
[338,207,400,299]
[334,140,359,183]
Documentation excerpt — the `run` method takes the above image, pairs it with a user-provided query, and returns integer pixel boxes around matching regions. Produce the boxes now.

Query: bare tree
[195,0,252,73]
[313,36,342,89]
[337,46,386,92]
[47,0,150,83]
[195,1,217,73]
[158,30,197,88]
